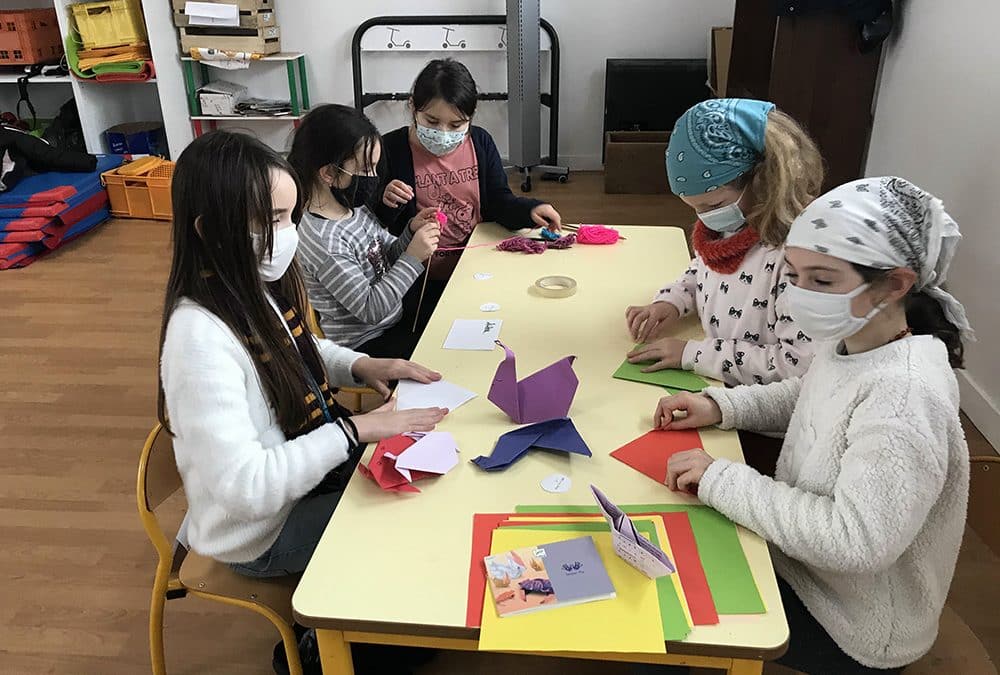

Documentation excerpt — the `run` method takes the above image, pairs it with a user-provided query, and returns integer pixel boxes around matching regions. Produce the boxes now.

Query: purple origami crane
[487,341,579,424]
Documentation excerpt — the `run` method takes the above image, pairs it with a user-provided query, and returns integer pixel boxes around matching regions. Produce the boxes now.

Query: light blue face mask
[697,189,747,233]
[415,123,467,156]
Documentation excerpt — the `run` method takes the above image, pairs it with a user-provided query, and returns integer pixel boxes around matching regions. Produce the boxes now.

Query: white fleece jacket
[699,336,969,669]
[160,298,366,564]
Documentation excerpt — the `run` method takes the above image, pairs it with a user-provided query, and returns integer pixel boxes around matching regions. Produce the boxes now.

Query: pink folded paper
[487,341,579,424]
[357,432,459,493]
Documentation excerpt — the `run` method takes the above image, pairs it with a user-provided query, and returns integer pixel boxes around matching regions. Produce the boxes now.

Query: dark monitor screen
[604,58,711,136]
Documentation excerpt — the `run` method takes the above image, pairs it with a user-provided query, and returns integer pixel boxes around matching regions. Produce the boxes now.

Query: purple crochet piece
[546,233,576,249]
[518,578,555,595]
[496,236,547,254]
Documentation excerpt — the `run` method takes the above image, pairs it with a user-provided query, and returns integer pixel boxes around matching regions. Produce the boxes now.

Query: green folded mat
[64,32,95,79]
[516,503,765,614]
[92,60,145,75]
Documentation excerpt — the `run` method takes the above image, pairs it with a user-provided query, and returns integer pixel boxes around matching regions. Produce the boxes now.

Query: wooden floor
[0,172,996,674]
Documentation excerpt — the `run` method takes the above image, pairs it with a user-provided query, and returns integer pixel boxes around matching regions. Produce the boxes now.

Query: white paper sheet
[185,1,239,26]
[395,379,477,412]
[442,319,503,351]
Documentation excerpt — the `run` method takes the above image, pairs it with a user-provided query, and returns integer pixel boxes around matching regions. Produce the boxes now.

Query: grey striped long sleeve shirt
[296,206,423,348]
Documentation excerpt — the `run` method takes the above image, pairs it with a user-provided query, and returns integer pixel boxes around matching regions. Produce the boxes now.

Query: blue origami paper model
[472,418,592,471]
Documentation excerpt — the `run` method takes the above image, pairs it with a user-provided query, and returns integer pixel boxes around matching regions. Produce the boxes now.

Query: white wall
[234,0,735,165]
[866,0,1000,449]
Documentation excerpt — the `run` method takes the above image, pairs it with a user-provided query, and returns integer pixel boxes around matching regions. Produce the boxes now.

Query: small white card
[442,319,503,351]
[395,379,476,412]
[540,473,571,493]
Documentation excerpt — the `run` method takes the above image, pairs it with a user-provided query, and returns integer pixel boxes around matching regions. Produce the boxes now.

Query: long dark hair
[157,130,325,434]
[411,58,479,119]
[853,264,965,368]
[287,104,380,211]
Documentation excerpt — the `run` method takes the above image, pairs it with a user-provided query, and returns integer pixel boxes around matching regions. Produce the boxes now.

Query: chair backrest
[304,301,325,338]
[968,456,1000,556]
[139,424,183,512]
[137,424,183,565]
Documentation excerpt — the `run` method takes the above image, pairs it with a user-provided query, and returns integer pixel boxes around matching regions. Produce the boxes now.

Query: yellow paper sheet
[479,529,666,654]
[504,515,693,627]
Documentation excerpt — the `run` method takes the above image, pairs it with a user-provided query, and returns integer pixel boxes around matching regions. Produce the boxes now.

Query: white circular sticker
[473,272,493,281]
[540,473,571,493]
[480,302,501,312]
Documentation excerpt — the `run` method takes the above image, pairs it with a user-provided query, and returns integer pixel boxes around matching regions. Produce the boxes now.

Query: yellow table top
[293,223,788,656]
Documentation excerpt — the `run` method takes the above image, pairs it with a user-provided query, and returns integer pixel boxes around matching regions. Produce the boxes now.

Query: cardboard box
[104,122,165,155]
[180,25,281,54]
[198,80,247,116]
[710,27,733,97]
[171,0,272,11]
[173,8,275,28]
[603,131,671,195]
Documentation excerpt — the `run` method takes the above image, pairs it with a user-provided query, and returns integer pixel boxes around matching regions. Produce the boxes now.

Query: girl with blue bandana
[376,59,563,332]
[625,99,824,386]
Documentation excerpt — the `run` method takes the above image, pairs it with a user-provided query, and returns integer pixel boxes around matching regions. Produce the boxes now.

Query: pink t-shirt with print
[410,131,480,278]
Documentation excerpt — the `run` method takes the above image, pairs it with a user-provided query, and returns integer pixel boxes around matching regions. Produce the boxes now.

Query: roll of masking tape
[535,275,577,298]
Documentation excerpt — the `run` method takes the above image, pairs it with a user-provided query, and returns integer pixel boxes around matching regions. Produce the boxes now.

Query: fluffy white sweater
[700,336,968,669]
[160,298,365,564]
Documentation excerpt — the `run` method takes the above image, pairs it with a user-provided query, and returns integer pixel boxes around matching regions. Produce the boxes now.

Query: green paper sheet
[501,520,691,641]
[515,504,765,614]
[613,353,708,392]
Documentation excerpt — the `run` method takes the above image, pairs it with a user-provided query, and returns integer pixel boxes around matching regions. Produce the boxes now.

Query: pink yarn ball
[577,224,620,245]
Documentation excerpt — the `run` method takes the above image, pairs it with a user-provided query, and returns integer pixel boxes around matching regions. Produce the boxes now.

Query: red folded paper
[356,434,435,493]
[610,429,703,485]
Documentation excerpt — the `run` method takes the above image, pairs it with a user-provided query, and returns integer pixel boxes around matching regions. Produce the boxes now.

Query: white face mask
[697,189,747,233]
[252,226,299,282]
[415,123,467,156]
[784,282,885,341]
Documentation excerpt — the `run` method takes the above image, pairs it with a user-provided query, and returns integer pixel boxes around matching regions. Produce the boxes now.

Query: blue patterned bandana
[665,98,775,197]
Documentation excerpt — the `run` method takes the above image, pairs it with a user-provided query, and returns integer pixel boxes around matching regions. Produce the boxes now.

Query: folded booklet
[485,536,615,617]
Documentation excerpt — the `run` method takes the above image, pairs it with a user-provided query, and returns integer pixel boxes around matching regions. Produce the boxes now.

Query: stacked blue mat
[0,155,125,269]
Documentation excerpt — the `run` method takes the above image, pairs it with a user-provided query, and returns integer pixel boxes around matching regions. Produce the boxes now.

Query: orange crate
[102,159,174,221]
[0,9,64,66]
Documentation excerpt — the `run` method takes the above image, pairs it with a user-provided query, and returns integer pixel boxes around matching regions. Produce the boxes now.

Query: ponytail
[905,290,965,369]
[853,264,965,369]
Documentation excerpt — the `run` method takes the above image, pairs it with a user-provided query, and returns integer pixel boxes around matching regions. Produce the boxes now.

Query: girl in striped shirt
[290,104,440,358]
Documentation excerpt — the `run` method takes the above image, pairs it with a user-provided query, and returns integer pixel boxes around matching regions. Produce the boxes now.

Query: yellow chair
[137,424,304,675]
[304,304,378,413]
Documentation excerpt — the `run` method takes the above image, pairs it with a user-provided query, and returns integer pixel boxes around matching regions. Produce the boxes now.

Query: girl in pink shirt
[375,59,564,330]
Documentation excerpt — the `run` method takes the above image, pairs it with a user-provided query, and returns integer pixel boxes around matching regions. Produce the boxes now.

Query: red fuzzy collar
[692,220,761,274]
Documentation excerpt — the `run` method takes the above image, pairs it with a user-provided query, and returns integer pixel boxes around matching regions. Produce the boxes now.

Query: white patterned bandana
[787,177,974,340]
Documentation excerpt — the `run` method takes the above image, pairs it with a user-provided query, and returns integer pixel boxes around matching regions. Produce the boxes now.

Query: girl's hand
[627,338,687,372]
[530,203,562,231]
[406,224,441,262]
[409,206,440,232]
[351,357,442,399]
[653,392,722,430]
[666,449,715,494]
[626,301,679,342]
[352,399,448,442]
[383,179,414,208]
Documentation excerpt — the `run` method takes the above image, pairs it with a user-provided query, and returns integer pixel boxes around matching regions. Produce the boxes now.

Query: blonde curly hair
[738,109,824,247]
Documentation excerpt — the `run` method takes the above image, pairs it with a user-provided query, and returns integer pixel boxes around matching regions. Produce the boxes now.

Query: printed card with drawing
[484,536,615,617]
[591,484,676,579]
[443,319,503,350]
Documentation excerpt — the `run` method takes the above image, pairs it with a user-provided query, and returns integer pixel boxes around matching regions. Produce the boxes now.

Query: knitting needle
[412,209,445,333]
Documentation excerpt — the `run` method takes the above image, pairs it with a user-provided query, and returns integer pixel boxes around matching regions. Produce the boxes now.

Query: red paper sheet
[466,513,514,627]
[610,429,703,485]
[662,512,718,625]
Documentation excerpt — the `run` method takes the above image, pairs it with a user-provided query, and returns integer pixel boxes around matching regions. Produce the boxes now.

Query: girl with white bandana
[626,99,824,386]
[652,177,972,674]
